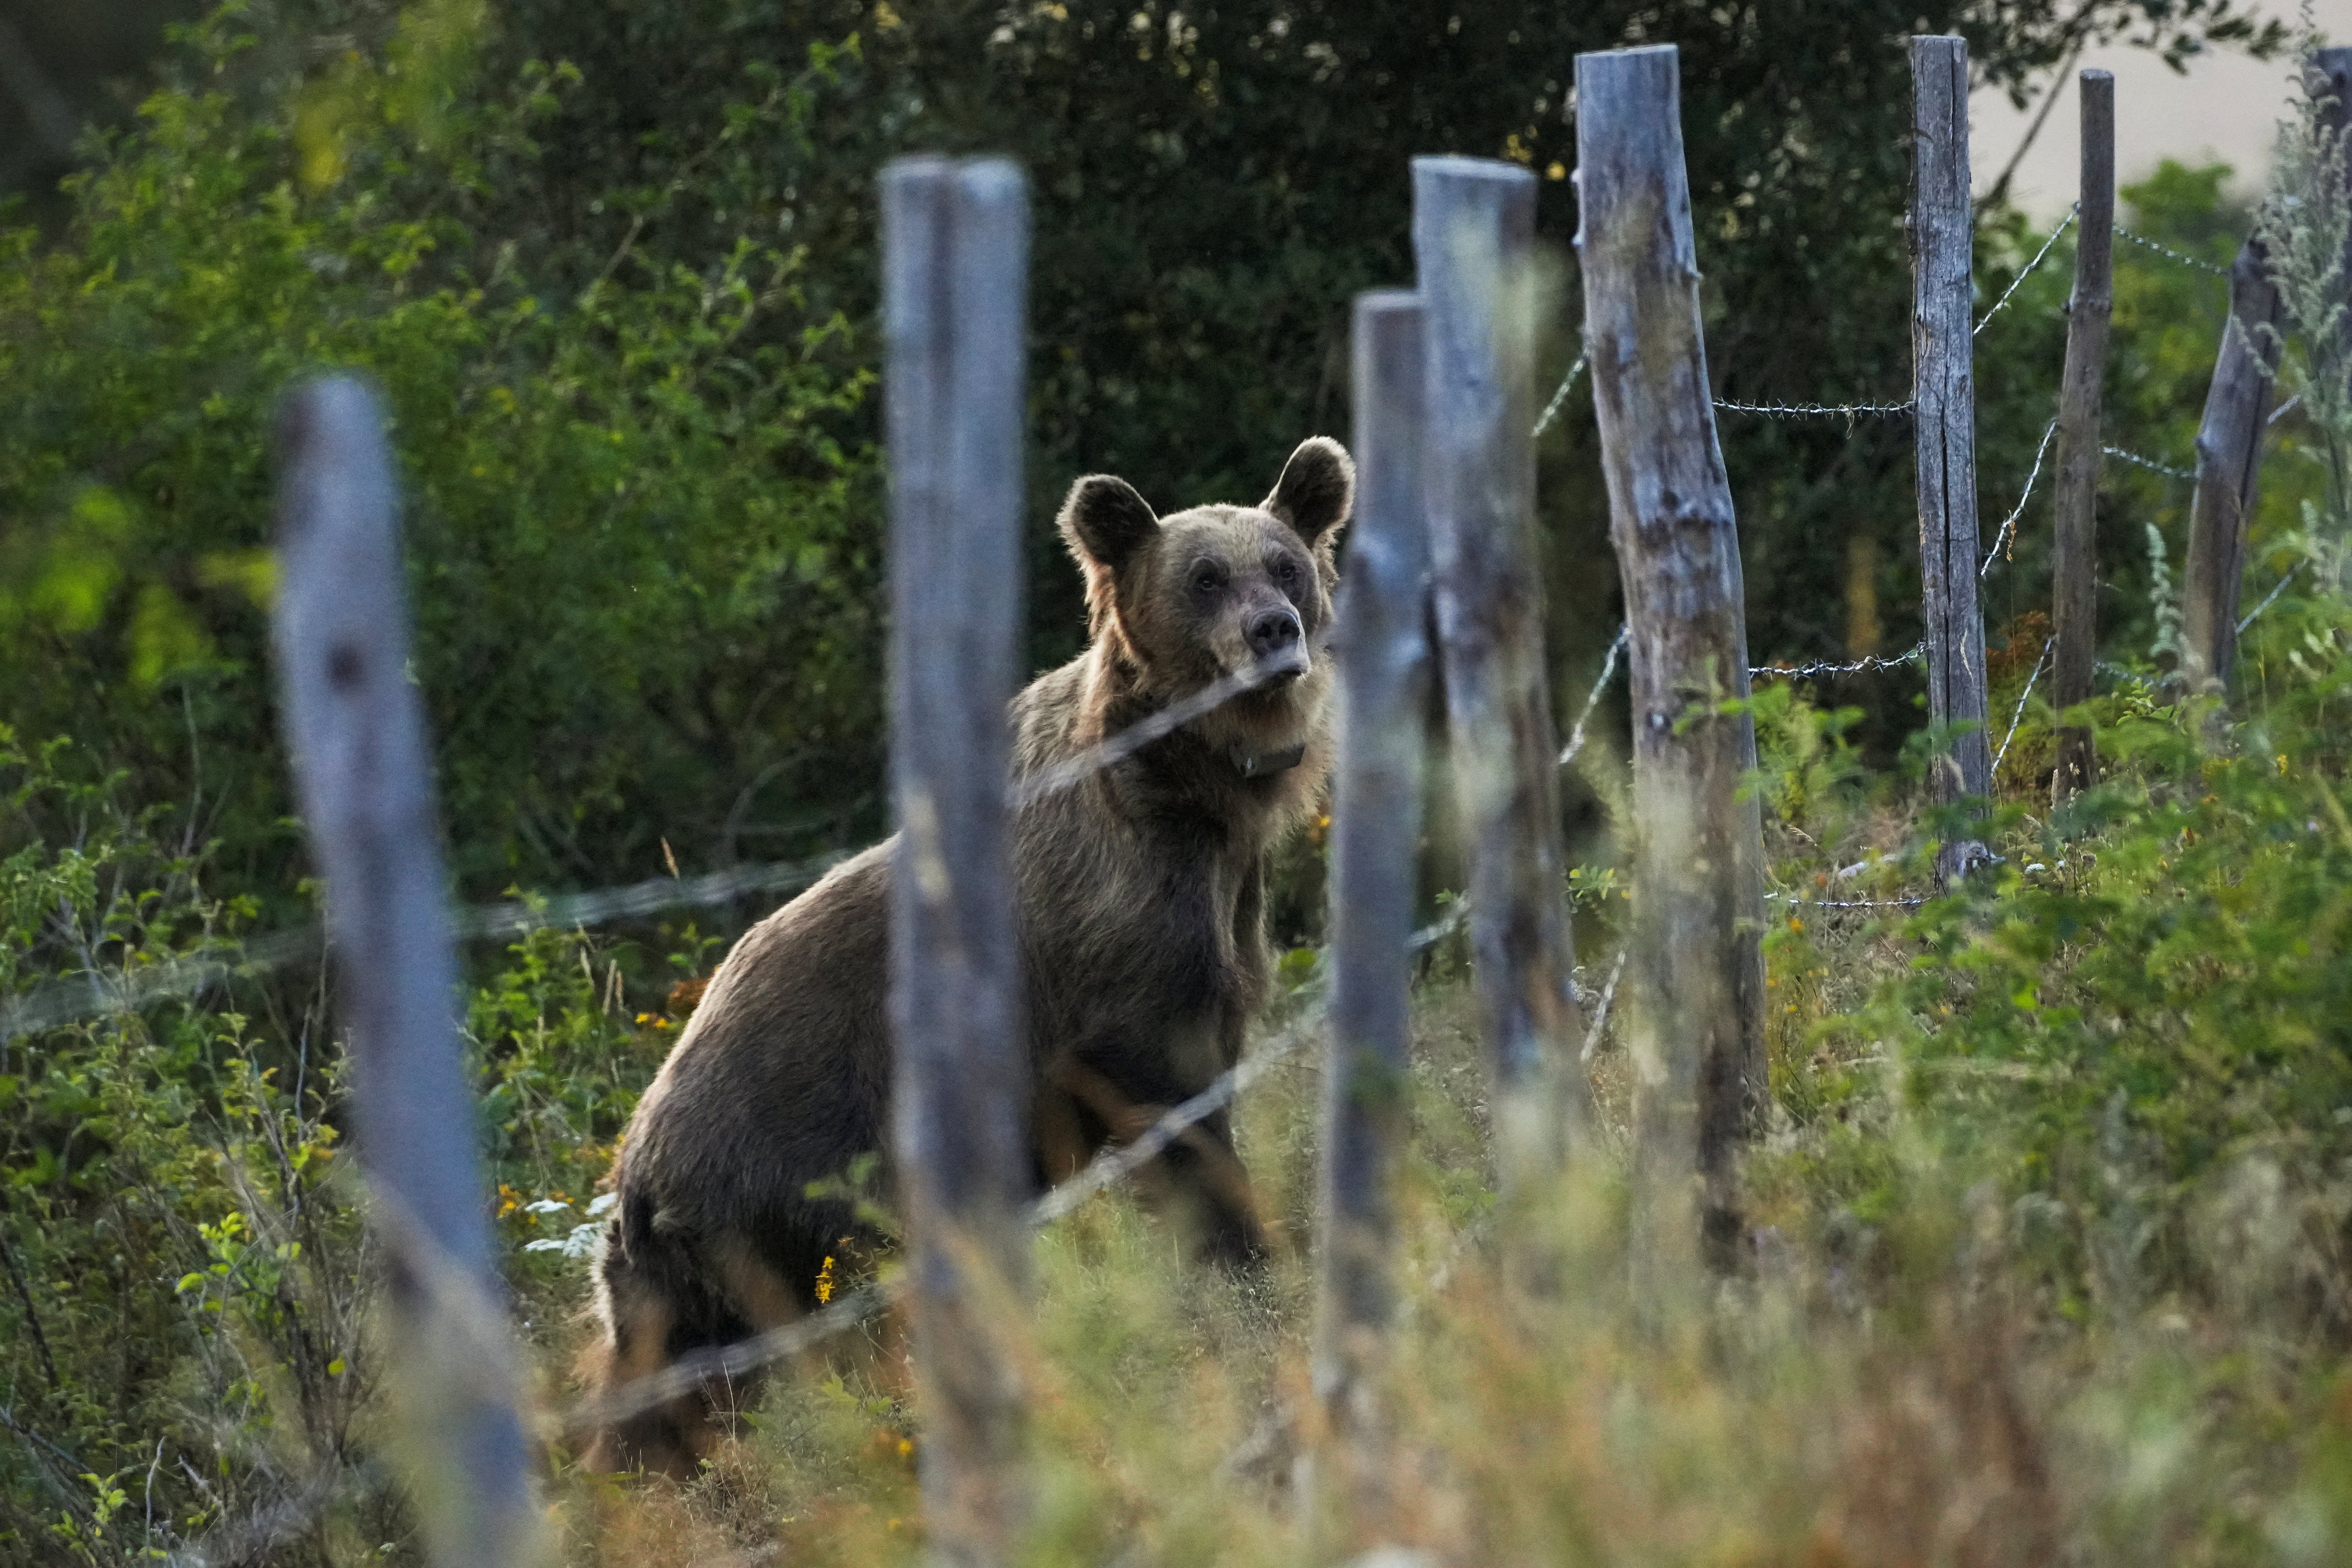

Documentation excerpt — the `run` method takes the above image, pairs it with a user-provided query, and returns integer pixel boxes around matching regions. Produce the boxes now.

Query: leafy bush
[0,4,880,910]
[0,727,694,1560]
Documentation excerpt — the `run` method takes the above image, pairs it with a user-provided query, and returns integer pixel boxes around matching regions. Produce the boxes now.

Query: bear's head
[1057,437,1354,765]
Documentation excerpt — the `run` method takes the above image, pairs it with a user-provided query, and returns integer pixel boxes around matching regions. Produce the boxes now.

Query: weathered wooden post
[1412,156,1588,1190]
[1911,36,1994,830]
[2178,49,2347,700]
[271,377,535,1568]
[2051,68,2114,803]
[1575,44,1767,1273]
[882,155,1031,1566]
[2181,242,2283,702]
[1310,290,1431,1538]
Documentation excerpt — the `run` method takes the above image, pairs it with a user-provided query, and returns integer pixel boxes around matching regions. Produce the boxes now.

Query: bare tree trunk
[1575,43,1768,1278]
[1911,36,1994,857]
[1412,156,1588,1193]
[1310,290,1432,1544]
[881,155,1031,1568]
[2051,69,2114,804]
[271,377,536,1568]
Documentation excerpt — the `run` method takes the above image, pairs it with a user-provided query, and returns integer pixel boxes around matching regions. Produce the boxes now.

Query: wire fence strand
[1009,659,1291,806]
[2104,444,2196,482]
[2240,560,2307,634]
[1531,348,1588,440]
[1711,397,1914,419]
[1975,205,2077,335]
[1995,635,2054,775]
[16,658,1309,1044]
[1578,946,1627,1062]
[1983,416,2059,576]
[2112,221,2231,278]
[1764,890,1928,911]
[1750,643,1924,679]
[1,855,849,1047]
[1558,623,1628,768]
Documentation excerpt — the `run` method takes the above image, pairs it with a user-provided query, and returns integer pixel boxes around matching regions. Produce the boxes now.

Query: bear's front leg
[1154,1103,1272,1267]
[1048,1052,1272,1267]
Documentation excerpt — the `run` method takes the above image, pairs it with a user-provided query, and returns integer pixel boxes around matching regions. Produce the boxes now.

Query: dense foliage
[1,4,879,909]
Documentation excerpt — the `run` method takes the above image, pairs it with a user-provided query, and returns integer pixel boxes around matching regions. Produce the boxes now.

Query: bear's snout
[1245,607,1307,682]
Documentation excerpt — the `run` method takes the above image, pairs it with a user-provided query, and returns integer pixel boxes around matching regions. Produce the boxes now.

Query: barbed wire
[1711,397,1914,419]
[1531,348,1588,440]
[1995,635,2054,775]
[1009,659,1291,807]
[458,857,847,941]
[1751,643,1924,680]
[14,657,1308,1043]
[1558,623,1628,768]
[1578,945,1626,1063]
[2239,560,2307,634]
[2112,221,2231,278]
[1983,416,2059,576]
[0,927,321,1049]
[1554,620,1923,755]
[2104,444,2196,483]
[1026,1010,1324,1229]
[1975,205,2077,335]
[2270,391,2304,426]
[1764,889,1928,912]
[1409,902,1469,952]
[0,855,848,1047]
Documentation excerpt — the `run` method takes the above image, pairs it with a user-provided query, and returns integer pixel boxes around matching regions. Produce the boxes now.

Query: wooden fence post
[881,155,1031,1567]
[1575,44,1768,1274]
[1911,36,1994,833]
[2051,69,2114,803]
[271,377,535,1568]
[2180,241,2283,702]
[1412,156,1588,1192]
[1310,289,1431,1539]
[2177,46,2345,701]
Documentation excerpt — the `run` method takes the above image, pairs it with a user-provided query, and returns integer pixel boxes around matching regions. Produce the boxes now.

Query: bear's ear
[1058,474,1160,573]
[1262,436,1355,547]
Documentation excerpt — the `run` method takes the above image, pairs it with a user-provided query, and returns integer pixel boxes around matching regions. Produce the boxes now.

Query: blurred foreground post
[271,377,535,1568]
[881,155,1031,1567]
[1575,44,1767,1275]
[1412,155,1587,1194]
[1310,290,1431,1540]
[2051,69,2114,803]
[1910,36,1993,846]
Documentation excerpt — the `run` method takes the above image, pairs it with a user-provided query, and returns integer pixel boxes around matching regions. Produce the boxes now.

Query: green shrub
[0,3,880,911]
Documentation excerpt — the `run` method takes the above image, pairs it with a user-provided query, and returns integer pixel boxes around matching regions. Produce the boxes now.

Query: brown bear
[580,436,1354,1476]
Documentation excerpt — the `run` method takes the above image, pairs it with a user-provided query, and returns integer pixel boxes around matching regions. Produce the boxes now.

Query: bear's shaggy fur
[581,437,1354,1475]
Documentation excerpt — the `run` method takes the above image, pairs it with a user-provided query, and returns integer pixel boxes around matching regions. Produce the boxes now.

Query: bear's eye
[1191,561,1226,596]
[1274,556,1302,591]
